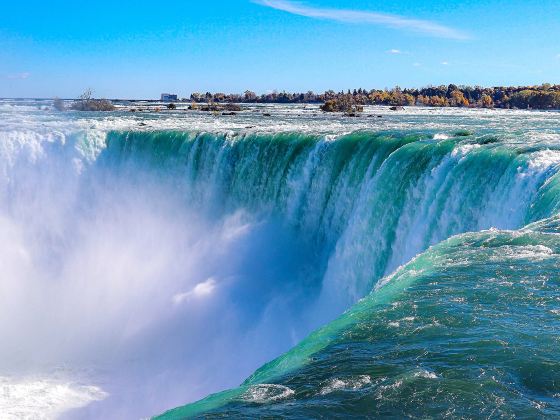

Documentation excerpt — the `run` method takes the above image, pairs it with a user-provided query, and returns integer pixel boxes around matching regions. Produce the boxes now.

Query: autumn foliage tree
[186,83,560,110]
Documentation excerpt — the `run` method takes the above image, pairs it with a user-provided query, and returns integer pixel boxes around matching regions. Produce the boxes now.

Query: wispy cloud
[254,0,469,40]
[388,49,402,54]
[441,61,449,65]
[6,72,31,80]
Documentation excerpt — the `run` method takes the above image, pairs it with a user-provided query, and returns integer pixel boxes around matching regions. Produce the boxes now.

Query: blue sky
[1,0,559,98]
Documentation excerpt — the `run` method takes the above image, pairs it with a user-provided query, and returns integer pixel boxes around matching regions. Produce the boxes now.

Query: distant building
[161,93,178,102]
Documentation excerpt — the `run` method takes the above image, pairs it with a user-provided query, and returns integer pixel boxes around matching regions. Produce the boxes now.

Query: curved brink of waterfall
[127,129,560,419]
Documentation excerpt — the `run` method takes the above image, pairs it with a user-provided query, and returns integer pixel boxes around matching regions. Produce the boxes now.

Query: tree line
[187,84,560,110]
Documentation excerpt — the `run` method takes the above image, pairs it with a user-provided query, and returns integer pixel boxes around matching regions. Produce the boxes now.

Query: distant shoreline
[3,82,560,112]
[183,84,560,111]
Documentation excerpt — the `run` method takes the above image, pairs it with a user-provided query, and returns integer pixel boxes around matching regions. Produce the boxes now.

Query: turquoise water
[161,220,560,418]
[0,101,559,418]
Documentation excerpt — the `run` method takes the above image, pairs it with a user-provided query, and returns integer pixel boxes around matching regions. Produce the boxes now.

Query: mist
[0,130,322,418]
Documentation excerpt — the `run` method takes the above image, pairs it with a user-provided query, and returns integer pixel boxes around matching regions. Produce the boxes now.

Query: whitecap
[242,384,295,404]
[319,375,372,395]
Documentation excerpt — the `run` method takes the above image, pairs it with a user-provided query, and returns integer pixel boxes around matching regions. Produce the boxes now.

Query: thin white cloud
[441,61,449,65]
[388,49,402,54]
[6,72,30,80]
[254,0,469,40]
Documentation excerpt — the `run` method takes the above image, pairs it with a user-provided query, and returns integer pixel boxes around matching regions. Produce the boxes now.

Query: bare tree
[70,89,115,111]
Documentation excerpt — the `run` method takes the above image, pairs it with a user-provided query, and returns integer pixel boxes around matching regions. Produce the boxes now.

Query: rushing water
[0,100,559,419]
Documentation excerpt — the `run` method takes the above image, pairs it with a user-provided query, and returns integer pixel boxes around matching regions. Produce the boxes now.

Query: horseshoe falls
[1,101,560,419]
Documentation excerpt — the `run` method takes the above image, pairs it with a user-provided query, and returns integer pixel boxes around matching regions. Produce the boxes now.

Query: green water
[159,217,560,418]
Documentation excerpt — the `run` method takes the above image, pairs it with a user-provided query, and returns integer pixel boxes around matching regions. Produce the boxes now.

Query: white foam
[242,384,295,403]
[527,149,560,172]
[319,375,372,395]
[0,375,106,420]
[413,369,438,379]
[489,245,554,261]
